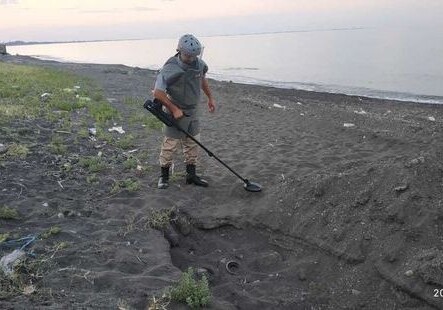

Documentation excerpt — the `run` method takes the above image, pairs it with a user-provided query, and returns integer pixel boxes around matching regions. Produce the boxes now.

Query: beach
[1,54,443,309]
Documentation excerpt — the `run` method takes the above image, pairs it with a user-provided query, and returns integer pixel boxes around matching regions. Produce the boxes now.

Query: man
[153,34,216,189]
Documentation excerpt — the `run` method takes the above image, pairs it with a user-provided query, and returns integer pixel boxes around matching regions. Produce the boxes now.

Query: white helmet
[177,34,202,57]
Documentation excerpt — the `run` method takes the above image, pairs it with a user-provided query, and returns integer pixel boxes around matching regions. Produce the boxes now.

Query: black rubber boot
[158,166,170,189]
[186,164,208,187]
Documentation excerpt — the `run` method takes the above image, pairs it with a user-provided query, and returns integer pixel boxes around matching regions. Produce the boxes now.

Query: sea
[7,28,443,104]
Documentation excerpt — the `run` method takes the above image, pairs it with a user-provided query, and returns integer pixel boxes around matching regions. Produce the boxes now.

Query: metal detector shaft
[173,124,249,184]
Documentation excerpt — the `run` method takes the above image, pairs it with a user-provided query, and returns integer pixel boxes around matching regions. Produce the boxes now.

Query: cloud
[0,0,18,5]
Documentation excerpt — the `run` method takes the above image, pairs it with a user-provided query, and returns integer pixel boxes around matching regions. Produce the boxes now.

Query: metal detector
[144,99,262,192]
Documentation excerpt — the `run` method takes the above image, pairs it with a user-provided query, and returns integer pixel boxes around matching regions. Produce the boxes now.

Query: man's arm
[153,89,184,119]
[202,77,215,113]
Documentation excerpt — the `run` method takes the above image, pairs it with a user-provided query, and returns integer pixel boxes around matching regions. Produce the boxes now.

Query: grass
[110,178,140,194]
[123,157,138,170]
[147,292,171,310]
[0,62,120,125]
[170,267,211,309]
[79,156,107,173]
[0,233,10,242]
[2,143,29,160]
[89,101,119,124]
[129,112,163,129]
[146,208,173,230]
[40,226,62,239]
[123,96,143,106]
[0,206,20,220]
[86,174,100,184]
[49,135,67,155]
[0,241,64,300]
[170,171,186,183]
[96,127,115,144]
[116,134,136,150]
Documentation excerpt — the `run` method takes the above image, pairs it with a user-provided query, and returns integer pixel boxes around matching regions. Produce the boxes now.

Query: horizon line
[3,26,368,46]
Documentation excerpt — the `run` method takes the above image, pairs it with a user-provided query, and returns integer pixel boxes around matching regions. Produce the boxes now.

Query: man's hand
[208,98,216,113]
[172,107,184,119]
[153,89,184,119]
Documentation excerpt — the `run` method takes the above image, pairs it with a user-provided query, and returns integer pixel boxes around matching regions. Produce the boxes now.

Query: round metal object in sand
[226,260,240,275]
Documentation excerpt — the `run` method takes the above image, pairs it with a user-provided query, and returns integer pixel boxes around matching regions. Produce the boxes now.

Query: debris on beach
[88,127,97,136]
[108,126,125,134]
[40,93,51,102]
[394,184,409,193]
[405,156,425,167]
[428,116,436,122]
[273,103,286,109]
[123,149,138,155]
[22,284,36,296]
[0,249,26,276]
[354,109,367,115]
[63,88,75,93]
[405,270,414,277]
[343,123,356,128]
[94,142,107,149]
[0,143,7,154]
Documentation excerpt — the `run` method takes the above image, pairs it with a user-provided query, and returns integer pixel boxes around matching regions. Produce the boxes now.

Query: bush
[170,267,211,309]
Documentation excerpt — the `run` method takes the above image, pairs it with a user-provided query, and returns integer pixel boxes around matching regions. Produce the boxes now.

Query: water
[8,28,443,104]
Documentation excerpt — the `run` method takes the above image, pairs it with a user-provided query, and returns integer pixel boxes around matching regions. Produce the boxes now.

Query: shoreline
[7,53,443,107]
[1,54,443,309]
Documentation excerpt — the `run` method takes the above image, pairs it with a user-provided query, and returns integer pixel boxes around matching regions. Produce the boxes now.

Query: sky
[0,0,442,42]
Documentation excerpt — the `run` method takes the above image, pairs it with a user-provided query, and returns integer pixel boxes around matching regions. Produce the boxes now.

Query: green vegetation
[123,96,143,106]
[0,206,20,220]
[146,292,171,310]
[110,178,140,194]
[86,174,100,184]
[79,156,107,173]
[147,208,173,230]
[96,127,115,144]
[88,101,119,123]
[123,157,138,170]
[49,135,67,155]
[170,267,211,309]
[170,171,186,183]
[0,62,120,125]
[0,233,9,242]
[2,143,29,160]
[41,226,61,239]
[116,134,135,150]
[129,112,163,129]
[0,241,65,299]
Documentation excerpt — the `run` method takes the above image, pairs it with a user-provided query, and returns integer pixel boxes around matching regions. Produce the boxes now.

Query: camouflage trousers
[159,134,200,167]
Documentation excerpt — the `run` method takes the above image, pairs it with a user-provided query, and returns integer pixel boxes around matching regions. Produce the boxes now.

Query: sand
[1,54,443,309]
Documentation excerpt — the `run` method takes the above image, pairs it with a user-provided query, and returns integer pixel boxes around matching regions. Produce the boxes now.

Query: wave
[208,72,443,105]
